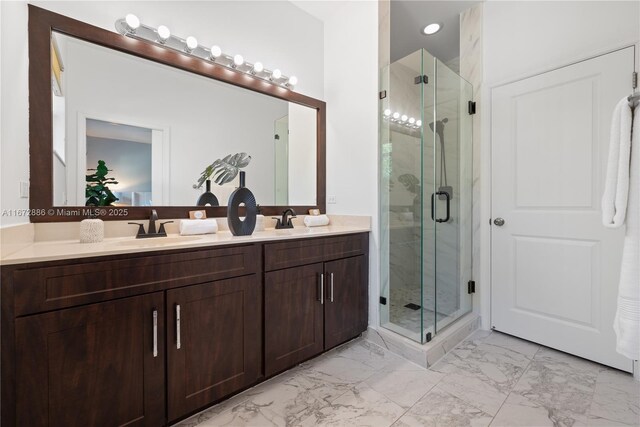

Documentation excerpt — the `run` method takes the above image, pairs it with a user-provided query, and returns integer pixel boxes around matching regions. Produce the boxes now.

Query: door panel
[491,47,634,371]
[15,293,165,427]
[167,275,262,421]
[265,263,324,376]
[324,255,368,350]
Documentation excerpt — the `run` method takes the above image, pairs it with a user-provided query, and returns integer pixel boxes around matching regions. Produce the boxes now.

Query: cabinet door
[166,275,262,421]
[265,263,324,376]
[15,293,165,427]
[324,255,368,350]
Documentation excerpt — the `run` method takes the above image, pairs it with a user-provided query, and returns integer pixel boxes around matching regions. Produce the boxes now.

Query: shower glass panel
[379,49,473,343]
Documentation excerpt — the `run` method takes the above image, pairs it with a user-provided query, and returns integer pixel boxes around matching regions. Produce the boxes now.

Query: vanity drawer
[13,244,259,316]
[264,233,368,271]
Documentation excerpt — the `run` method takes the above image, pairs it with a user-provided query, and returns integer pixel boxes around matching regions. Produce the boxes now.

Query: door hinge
[468,101,477,115]
[425,332,432,342]
[414,75,428,84]
[379,90,387,99]
[633,71,638,89]
[379,296,387,305]
[468,280,476,294]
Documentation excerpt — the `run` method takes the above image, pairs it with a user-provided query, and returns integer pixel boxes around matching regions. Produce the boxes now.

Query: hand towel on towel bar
[603,97,640,361]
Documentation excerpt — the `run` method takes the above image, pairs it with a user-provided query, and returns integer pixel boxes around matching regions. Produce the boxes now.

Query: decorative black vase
[227,172,257,236]
[197,180,219,206]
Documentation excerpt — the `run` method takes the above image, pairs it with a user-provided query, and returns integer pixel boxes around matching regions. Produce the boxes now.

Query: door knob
[494,218,505,226]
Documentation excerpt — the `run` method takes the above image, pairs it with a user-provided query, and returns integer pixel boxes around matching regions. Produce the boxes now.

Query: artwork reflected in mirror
[51,31,317,208]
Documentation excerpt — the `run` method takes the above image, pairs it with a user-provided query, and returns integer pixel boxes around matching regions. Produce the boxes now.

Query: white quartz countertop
[0,219,370,266]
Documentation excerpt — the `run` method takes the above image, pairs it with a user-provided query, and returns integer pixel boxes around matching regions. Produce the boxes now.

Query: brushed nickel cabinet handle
[330,273,334,303]
[176,304,181,350]
[320,273,324,305]
[152,309,158,358]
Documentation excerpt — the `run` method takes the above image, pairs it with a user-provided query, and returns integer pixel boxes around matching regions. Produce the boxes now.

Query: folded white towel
[602,98,633,228]
[613,103,640,361]
[179,219,218,235]
[304,215,330,227]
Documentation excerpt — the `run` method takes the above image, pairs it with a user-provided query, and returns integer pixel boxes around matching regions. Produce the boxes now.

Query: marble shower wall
[460,3,483,321]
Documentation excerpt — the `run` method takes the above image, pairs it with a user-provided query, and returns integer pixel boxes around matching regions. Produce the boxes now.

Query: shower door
[380,49,473,343]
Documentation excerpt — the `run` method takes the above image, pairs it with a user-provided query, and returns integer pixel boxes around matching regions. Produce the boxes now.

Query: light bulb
[401,115,408,122]
[408,117,415,124]
[423,23,441,35]
[233,54,244,67]
[210,45,222,59]
[392,112,400,119]
[252,62,264,73]
[271,69,282,80]
[185,36,198,51]
[288,76,298,86]
[383,109,391,116]
[416,120,422,126]
[125,14,140,32]
[157,25,170,42]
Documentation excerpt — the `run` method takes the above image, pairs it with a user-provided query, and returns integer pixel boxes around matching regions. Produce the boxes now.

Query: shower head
[428,118,448,142]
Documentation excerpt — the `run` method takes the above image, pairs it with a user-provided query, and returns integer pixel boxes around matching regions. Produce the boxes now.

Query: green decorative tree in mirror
[85,160,119,206]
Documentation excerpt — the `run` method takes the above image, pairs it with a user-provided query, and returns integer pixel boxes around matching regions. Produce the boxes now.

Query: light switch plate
[327,195,337,204]
[19,181,29,198]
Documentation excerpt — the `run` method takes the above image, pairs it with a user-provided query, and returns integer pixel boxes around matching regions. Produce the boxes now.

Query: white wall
[0,2,29,226]
[322,1,379,326]
[479,1,640,329]
[0,0,323,227]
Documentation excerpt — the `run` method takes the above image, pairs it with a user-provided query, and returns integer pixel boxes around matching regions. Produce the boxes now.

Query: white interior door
[491,47,635,372]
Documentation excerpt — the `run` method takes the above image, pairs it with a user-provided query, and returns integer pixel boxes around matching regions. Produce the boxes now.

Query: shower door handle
[431,191,451,223]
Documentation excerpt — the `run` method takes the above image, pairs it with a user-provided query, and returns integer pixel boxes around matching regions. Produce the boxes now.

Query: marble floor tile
[588,368,640,426]
[178,334,640,427]
[479,332,540,359]
[502,349,603,425]
[198,372,330,427]
[430,334,533,415]
[298,382,406,426]
[365,366,444,408]
[392,385,493,427]
[491,391,590,427]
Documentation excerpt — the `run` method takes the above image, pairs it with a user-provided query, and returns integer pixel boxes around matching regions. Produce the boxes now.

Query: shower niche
[379,49,473,343]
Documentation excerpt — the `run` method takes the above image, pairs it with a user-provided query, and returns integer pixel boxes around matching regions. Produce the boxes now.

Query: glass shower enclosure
[379,49,473,343]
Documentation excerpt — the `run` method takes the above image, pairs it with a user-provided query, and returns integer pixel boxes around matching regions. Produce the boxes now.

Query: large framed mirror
[29,5,325,222]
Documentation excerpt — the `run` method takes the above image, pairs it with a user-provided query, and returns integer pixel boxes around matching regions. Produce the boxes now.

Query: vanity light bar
[115,15,298,89]
[382,109,422,129]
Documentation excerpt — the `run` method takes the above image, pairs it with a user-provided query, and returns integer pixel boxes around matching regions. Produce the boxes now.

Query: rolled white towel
[179,219,218,235]
[304,214,330,227]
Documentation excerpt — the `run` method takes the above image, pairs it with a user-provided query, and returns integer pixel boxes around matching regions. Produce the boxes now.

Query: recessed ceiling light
[423,23,442,35]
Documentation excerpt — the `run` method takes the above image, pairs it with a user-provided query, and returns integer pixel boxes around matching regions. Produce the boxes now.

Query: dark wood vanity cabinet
[1,233,368,426]
[265,264,325,376]
[264,234,369,376]
[166,275,262,421]
[15,292,166,427]
[323,255,368,350]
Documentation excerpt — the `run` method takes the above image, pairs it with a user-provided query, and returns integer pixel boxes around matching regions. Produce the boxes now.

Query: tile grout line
[487,345,541,426]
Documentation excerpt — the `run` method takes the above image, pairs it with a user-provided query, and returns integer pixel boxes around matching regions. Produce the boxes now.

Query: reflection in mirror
[51,32,317,208]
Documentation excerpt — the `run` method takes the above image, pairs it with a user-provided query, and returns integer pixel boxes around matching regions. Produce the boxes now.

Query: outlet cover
[19,181,29,198]
[327,195,337,204]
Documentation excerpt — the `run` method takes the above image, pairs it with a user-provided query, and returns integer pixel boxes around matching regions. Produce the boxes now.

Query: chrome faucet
[128,209,173,238]
[273,208,297,229]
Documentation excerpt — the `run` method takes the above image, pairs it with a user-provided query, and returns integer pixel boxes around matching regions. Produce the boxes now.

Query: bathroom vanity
[0,230,369,426]
[0,6,367,425]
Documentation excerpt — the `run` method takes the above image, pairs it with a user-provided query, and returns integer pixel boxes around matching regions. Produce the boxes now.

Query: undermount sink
[113,236,203,247]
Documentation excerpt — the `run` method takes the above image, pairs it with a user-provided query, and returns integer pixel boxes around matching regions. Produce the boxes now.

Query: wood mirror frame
[28,5,326,222]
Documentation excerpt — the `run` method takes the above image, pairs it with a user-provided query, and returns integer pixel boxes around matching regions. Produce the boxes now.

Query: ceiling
[390,0,479,65]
